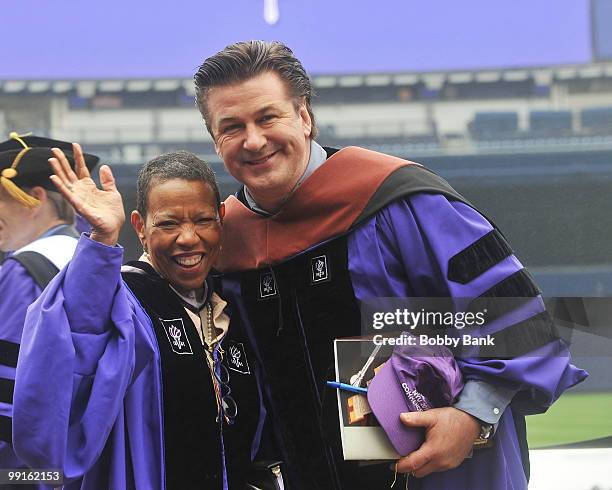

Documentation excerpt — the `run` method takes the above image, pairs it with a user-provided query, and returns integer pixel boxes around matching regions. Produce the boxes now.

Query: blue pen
[326,381,368,395]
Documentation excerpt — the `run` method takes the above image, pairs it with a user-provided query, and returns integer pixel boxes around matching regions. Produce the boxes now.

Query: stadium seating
[529,110,573,136]
[581,106,612,134]
[468,111,519,140]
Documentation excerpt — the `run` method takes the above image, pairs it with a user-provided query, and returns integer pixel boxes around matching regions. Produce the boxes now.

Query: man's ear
[130,210,146,246]
[214,140,222,159]
[208,123,221,158]
[298,103,312,139]
[25,186,47,214]
[28,186,47,203]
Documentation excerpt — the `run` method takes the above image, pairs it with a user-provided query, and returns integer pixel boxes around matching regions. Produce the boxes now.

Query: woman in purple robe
[12,146,267,489]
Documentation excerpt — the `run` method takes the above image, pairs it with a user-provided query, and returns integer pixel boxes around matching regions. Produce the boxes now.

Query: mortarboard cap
[367,338,464,456]
[0,132,100,208]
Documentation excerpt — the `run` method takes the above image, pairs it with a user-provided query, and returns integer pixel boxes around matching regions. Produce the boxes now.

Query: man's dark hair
[194,40,317,139]
[136,150,221,218]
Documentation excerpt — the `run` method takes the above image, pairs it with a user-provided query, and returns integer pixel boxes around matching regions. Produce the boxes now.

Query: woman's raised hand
[49,143,125,246]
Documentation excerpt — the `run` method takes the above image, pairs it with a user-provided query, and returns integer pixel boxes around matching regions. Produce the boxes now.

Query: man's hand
[49,143,125,246]
[396,407,480,478]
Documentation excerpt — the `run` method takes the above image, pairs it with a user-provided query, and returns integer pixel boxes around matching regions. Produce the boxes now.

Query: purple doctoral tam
[367,337,464,456]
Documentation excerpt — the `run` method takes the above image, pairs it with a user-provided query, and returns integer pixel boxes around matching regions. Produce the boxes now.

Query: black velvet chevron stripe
[468,311,559,359]
[480,268,541,298]
[0,340,19,369]
[447,230,513,284]
[0,378,15,404]
[467,269,542,321]
[0,415,12,443]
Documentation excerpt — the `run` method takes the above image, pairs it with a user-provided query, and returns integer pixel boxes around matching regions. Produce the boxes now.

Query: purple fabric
[348,194,587,490]
[12,236,165,489]
[75,214,91,235]
[0,260,41,346]
[367,342,463,456]
[0,260,43,475]
[457,341,586,415]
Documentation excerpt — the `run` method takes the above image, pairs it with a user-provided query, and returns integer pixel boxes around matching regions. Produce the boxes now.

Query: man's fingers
[400,411,436,429]
[395,412,438,474]
[72,143,91,180]
[412,460,439,479]
[396,444,432,474]
[99,165,117,192]
[411,451,461,478]
[51,148,77,183]
[48,174,66,194]
[48,156,70,185]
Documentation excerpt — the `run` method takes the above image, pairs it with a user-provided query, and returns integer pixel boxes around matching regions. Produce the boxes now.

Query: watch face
[480,424,493,440]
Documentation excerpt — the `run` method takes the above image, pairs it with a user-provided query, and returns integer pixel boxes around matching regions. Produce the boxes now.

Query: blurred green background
[527,391,612,448]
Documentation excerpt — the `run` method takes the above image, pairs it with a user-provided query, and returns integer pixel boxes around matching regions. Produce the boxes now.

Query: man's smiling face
[207,71,312,211]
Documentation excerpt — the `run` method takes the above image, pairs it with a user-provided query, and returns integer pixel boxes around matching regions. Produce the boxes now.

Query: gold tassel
[0,133,40,208]
[0,175,41,208]
[9,131,32,149]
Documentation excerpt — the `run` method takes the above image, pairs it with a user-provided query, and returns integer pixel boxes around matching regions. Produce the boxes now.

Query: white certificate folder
[333,338,399,460]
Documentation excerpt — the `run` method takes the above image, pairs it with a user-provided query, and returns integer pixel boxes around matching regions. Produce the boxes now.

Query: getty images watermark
[361,297,555,357]
[359,297,612,358]
[370,306,493,349]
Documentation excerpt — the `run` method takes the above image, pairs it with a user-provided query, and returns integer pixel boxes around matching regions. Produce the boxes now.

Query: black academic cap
[0,133,100,207]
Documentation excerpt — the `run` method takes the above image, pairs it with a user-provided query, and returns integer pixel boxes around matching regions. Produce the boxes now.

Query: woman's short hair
[136,150,221,218]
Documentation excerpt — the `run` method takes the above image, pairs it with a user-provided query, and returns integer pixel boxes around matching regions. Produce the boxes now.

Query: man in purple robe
[0,133,98,482]
[193,41,587,490]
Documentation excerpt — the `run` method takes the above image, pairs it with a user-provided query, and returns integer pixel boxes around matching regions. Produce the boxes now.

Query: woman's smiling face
[133,178,222,295]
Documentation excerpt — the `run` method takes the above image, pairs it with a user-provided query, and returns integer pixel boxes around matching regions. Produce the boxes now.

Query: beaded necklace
[201,303,231,424]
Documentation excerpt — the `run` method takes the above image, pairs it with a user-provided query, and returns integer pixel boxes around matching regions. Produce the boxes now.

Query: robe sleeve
[348,193,587,415]
[12,235,157,481]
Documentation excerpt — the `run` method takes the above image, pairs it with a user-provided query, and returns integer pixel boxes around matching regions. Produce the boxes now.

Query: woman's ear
[130,210,146,249]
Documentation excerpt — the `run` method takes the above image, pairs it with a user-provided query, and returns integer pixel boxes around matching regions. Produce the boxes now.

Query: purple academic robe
[0,261,42,471]
[347,194,587,489]
[1,232,78,488]
[12,237,165,489]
